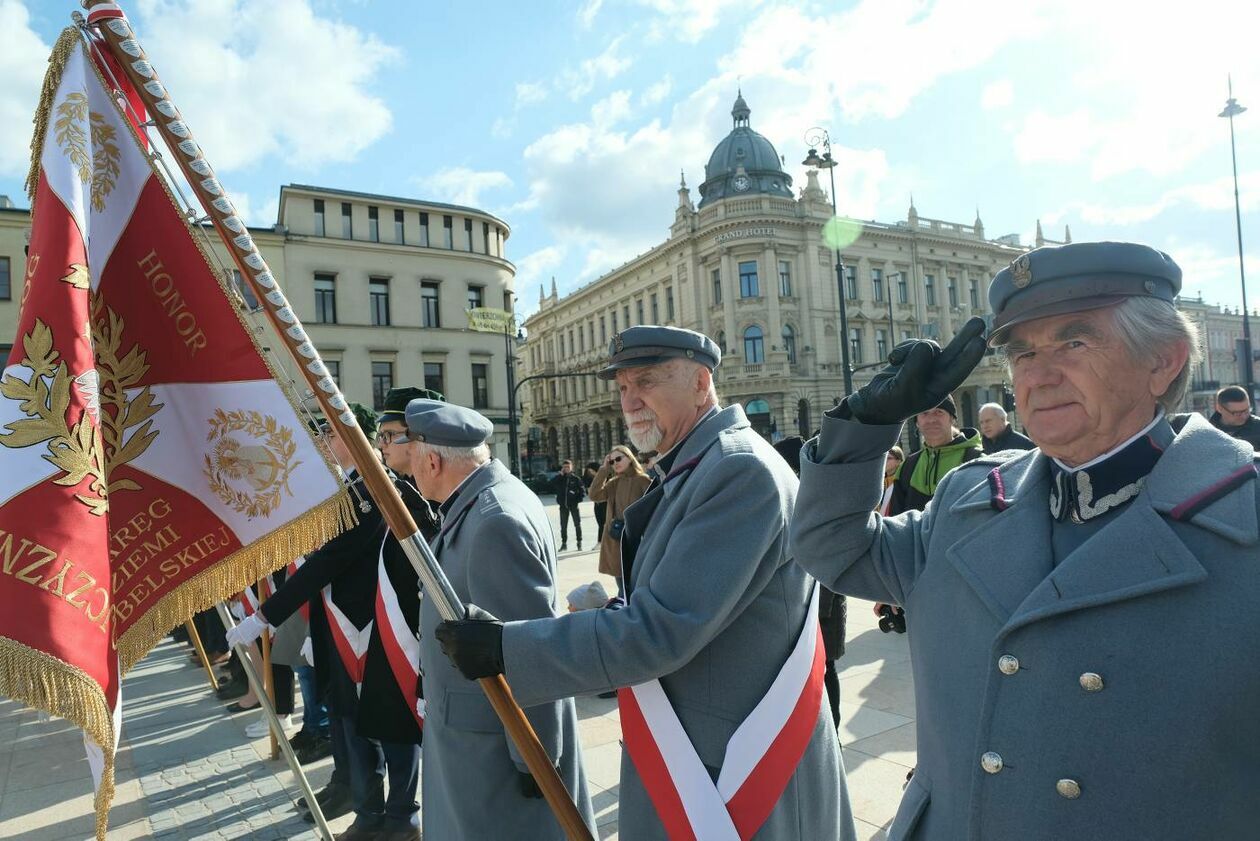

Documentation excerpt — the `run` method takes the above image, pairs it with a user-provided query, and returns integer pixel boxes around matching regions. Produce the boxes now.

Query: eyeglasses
[376,430,411,446]
[610,456,624,464]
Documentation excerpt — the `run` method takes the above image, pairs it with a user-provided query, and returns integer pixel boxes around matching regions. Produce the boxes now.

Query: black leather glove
[842,316,988,425]
[435,604,504,680]
[517,768,544,799]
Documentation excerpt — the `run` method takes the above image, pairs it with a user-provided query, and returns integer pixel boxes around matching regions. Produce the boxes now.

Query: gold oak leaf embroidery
[203,409,301,520]
[62,263,90,289]
[88,112,120,212]
[54,92,91,184]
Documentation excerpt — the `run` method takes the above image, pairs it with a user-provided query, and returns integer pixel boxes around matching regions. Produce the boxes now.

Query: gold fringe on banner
[0,636,115,840]
[115,489,358,674]
[26,27,81,202]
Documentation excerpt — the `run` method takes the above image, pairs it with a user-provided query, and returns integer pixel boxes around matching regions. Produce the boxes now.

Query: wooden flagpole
[260,623,278,759]
[184,620,219,692]
[81,4,593,838]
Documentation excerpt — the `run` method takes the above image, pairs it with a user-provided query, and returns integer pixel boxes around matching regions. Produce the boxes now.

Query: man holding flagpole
[436,326,856,841]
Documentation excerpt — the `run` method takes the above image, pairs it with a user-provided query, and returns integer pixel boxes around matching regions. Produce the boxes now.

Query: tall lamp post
[1220,77,1252,398]
[803,127,854,394]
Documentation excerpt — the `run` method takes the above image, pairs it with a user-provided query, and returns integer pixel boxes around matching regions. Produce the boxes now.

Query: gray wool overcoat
[419,459,596,840]
[792,412,1260,841]
[503,405,856,841]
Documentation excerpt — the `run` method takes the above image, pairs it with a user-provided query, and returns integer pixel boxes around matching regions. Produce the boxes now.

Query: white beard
[624,409,663,452]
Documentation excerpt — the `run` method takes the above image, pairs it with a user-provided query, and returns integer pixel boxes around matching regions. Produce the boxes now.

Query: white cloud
[417,167,513,208]
[981,80,1013,110]
[1005,0,1260,180]
[559,35,632,100]
[514,245,567,304]
[591,90,633,127]
[641,74,673,107]
[578,0,604,29]
[1049,171,1260,227]
[516,81,549,107]
[636,0,762,43]
[132,0,397,172]
[0,0,51,180]
[1169,240,1250,309]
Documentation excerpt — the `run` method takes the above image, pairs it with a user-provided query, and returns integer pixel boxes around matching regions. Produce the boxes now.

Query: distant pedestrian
[588,446,651,594]
[1209,384,1260,449]
[887,395,982,515]
[978,402,1035,454]
[551,459,586,551]
[583,461,605,539]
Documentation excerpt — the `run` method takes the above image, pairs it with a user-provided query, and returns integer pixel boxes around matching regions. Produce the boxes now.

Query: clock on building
[732,174,750,192]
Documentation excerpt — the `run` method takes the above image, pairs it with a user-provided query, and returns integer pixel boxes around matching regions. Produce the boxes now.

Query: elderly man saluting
[792,242,1260,840]
[403,400,596,840]
[437,326,855,841]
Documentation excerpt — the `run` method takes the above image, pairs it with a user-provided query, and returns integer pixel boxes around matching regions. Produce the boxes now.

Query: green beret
[379,386,444,422]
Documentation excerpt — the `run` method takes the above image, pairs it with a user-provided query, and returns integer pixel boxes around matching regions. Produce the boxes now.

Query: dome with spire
[697,91,793,209]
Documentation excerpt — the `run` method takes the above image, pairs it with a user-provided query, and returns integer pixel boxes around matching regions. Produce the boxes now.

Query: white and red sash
[238,573,276,637]
[375,540,425,730]
[287,557,310,621]
[321,585,372,689]
[618,585,824,841]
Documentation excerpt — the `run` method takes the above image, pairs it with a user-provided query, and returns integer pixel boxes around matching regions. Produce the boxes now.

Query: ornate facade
[520,95,1047,466]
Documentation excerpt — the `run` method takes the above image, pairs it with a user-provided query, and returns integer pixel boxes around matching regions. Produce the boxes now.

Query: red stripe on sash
[618,686,699,841]
[375,584,424,731]
[725,625,826,840]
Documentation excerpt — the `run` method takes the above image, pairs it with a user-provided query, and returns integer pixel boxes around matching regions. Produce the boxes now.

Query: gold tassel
[0,636,114,841]
[26,27,83,202]
[115,489,358,673]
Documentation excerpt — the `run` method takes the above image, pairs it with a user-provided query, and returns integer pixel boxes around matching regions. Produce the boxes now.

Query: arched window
[716,331,727,354]
[782,324,796,364]
[797,399,811,436]
[743,325,765,364]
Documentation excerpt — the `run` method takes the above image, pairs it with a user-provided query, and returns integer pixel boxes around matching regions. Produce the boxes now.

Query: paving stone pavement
[0,497,913,840]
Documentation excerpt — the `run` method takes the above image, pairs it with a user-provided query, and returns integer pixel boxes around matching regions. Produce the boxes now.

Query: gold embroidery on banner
[0,295,164,516]
[204,409,300,519]
[62,262,89,289]
[52,91,121,213]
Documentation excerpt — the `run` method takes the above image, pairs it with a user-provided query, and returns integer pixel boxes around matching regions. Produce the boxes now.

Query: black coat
[1209,411,1260,450]
[261,471,438,743]
[982,424,1036,454]
[551,471,585,507]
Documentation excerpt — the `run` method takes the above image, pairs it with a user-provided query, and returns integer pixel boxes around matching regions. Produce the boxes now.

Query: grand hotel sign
[713,226,776,245]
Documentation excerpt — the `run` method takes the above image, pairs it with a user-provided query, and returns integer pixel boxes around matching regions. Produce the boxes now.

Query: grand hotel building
[520,94,1055,465]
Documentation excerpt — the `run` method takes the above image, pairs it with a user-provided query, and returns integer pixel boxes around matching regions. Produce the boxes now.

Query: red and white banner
[0,27,352,839]
[618,586,825,841]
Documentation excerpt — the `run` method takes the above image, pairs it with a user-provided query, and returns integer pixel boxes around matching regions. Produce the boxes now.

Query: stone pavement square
[0,497,913,839]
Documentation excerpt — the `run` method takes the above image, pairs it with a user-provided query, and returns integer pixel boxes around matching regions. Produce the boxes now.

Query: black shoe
[560,542,567,551]
[304,785,353,821]
[297,781,347,812]
[289,729,317,751]
[215,680,248,700]
[577,542,583,551]
[296,734,333,764]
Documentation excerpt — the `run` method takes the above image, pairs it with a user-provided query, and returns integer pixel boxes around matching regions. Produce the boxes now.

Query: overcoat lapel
[944,454,1054,624]
[432,461,506,556]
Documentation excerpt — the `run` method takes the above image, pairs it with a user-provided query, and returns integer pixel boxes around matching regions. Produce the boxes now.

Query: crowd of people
[172,239,1258,841]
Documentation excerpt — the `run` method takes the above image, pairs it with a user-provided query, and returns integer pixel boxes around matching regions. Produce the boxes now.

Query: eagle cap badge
[1011,255,1033,289]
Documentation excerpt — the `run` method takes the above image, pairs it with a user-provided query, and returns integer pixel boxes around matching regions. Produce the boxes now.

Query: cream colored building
[1178,294,1259,414]
[0,184,518,459]
[521,94,1036,466]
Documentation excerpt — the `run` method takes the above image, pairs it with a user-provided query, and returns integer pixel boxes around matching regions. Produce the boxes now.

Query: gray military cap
[597,325,722,380]
[988,241,1182,346]
[403,398,494,446]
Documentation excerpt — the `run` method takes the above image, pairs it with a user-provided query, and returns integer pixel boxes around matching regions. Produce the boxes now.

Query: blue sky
[2,0,1257,319]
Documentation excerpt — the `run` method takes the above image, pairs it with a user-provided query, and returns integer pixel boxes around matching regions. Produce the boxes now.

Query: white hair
[1110,297,1202,413]
[419,441,491,467]
[978,402,1007,421]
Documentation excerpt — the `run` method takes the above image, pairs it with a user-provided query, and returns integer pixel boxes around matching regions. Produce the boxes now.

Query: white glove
[225,612,268,649]
[300,636,314,667]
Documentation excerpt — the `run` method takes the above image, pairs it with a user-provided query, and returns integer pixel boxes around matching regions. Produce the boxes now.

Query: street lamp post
[1220,76,1252,398]
[803,127,854,395]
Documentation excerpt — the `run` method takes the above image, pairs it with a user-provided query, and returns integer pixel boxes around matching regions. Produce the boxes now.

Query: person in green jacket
[887,394,982,515]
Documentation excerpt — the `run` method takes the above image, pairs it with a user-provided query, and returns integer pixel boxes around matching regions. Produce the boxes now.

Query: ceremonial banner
[0,28,354,837]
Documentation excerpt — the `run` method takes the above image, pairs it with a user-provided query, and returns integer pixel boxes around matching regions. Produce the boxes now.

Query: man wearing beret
[435,326,855,840]
[792,241,1260,839]
[227,403,436,840]
[402,399,596,839]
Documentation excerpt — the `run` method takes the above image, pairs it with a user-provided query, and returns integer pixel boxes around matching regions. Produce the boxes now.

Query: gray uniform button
[980,752,1004,774]
[1057,779,1082,799]
[997,654,1020,675]
[1079,672,1104,692]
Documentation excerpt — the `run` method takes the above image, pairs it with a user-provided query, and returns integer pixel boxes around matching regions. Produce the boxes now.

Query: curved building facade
[520,94,1038,468]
